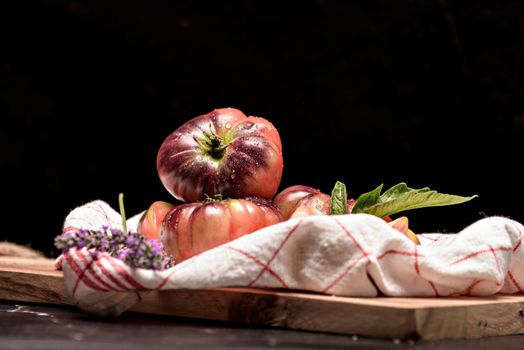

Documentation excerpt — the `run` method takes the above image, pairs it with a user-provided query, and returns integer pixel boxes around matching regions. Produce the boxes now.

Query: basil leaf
[379,183,430,202]
[351,184,384,214]
[330,181,348,215]
[353,182,478,218]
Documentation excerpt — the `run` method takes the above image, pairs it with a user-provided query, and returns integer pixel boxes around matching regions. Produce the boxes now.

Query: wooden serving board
[1,256,524,341]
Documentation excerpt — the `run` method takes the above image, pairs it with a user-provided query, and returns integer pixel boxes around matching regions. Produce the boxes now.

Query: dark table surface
[1,300,523,350]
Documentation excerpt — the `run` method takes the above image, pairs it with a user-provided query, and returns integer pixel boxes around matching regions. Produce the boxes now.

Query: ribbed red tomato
[157,107,283,203]
[159,197,282,262]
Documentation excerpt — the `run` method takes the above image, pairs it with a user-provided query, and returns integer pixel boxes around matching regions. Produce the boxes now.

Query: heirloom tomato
[137,201,175,240]
[273,185,355,220]
[159,197,282,262]
[157,107,283,203]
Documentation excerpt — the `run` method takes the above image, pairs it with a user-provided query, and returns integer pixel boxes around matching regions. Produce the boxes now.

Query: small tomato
[160,197,282,262]
[273,185,355,220]
[137,201,175,240]
[387,216,420,245]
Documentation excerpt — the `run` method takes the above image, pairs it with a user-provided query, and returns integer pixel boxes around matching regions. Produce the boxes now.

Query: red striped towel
[59,200,524,317]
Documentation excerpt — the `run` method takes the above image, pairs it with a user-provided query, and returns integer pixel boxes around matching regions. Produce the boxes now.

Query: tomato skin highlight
[159,197,282,262]
[156,107,283,203]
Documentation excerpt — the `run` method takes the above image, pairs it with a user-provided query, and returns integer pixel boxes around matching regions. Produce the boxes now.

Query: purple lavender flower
[54,227,174,270]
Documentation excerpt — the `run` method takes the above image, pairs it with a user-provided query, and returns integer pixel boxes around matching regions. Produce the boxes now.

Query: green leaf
[351,184,384,214]
[379,183,429,202]
[352,182,478,218]
[330,181,348,215]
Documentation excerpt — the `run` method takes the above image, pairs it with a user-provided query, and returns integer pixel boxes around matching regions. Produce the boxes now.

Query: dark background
[1,1,523,257]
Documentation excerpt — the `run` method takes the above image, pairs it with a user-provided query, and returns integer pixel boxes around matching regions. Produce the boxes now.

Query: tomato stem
[205,134,228,159]
[194,131,229,160]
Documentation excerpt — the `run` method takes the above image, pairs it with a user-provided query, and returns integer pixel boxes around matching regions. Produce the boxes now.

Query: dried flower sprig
[55,193,174,270]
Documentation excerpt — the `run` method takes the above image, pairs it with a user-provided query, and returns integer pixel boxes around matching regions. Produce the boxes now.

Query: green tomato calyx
[195,130,229,160]
[204,193,224,202]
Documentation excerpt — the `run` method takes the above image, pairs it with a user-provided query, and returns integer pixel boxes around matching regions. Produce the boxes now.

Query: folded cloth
[59,200,524,317]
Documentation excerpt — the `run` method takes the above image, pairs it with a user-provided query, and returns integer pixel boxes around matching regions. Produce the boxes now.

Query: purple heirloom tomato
[157,107,283,203]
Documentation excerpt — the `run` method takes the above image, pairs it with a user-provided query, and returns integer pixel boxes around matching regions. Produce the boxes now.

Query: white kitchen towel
[58,200,524,317]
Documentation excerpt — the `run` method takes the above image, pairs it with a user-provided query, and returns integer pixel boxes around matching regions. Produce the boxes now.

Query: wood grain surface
[1,256,524,341]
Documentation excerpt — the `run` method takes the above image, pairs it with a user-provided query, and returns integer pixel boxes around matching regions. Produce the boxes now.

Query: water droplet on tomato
[225,122,232,129]
[230,174,236,180]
